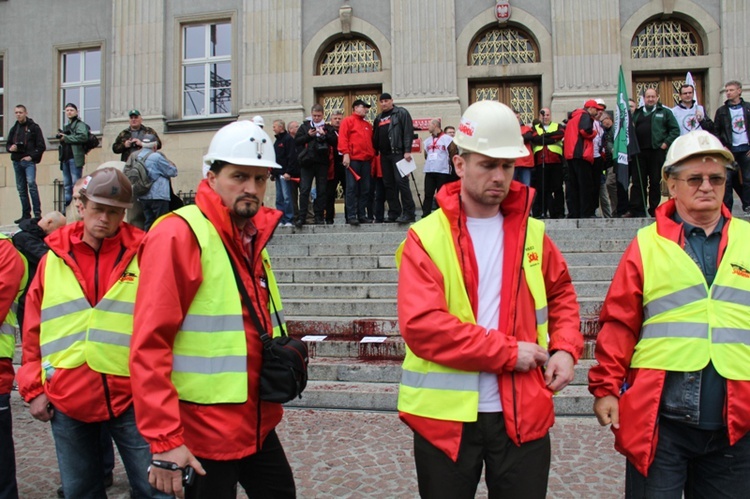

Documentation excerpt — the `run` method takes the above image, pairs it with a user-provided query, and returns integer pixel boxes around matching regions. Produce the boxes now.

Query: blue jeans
[50,406,169,499]
[62,158,83,207]
[275,177,294,224]
[625,417,750,498]
[0,393,18,499]
[513,167,532,186]
[141,199,170,231]
[345,160,371,221]
[13,160,41,218]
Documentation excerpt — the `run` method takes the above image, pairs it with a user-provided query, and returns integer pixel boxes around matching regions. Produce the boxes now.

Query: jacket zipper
[246,252,269,452]
[510,187,532,443]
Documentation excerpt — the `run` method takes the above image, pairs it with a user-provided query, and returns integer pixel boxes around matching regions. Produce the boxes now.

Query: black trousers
[422,173,452,217]
[298,161,328,222]
[380,153,416,219]
[630,148,665,217]
[0,393,18,499]
[186,430,295,499]
[567,158,596,218]
[532,162,565,218]
[325,163,345,222]
[413,413,550,499]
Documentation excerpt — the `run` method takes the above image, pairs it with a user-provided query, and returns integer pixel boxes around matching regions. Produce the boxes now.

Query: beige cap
[80,167,134,209]
[662,130,735,180]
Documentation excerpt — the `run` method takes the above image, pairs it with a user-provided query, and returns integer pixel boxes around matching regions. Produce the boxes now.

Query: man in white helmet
[396,100,582,498]
[591,130,750,496]
[130,120,296,498]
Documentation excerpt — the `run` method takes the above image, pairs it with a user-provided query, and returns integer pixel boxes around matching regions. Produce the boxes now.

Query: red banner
[412,118,436,131]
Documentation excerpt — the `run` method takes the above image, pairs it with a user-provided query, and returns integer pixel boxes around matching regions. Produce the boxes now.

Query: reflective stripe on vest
[0,235,27,359]
[532,123,563,156]
[171,205,286,404]
[395,210,548,422]
[632,220,750,380]
[38,252,138,379]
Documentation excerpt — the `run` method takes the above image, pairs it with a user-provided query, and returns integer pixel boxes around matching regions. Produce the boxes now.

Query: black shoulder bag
[226,249,308,403]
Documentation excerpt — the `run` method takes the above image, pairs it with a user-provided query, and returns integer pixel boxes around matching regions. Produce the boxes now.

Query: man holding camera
[294,104,337,227]
[6,105,46,223]
[130,121,296,498]
[112,109,162,162]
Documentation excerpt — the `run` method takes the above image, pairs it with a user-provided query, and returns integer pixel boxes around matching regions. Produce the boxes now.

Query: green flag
[614,67,640,190]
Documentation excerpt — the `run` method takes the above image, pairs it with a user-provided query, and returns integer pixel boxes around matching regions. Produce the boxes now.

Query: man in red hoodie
[338,99,376,225]
[396,100,581,498]
[16,167,166,498]
[130,120,295,499]
[563,100,602,218]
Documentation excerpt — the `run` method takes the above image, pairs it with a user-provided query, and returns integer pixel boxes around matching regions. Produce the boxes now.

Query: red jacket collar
[194,179,282,262]
[654,198,732,249]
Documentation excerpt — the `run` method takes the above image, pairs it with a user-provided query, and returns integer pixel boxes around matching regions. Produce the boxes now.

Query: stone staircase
[267,216,653,415]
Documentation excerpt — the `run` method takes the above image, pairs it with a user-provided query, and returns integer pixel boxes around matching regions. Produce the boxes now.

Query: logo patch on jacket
[119,271,137,283]
[731,263,750,278]
[459,118,476,137]
[527,251,539,265]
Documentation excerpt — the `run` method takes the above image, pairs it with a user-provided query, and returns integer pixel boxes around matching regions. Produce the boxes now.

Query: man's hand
[404,152,413,162]
[660,143,668,150]
[149,445,206,498]
[283,173,291,180]
[132,138,142,148]
[29,394,53,422]
[8,144,17,152]
[22,156,32,162]
[544,351,575,391]
[514,341,548,372]
[593,395,620,429]
[343,153,351,167]
[696,110,703,121]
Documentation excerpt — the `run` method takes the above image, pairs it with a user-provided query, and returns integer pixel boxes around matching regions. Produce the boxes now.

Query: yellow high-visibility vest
[169,205,286,404]
[632,219,750,380]
[39,252,138,379]
[395,210,548,421]
[532,123,563,156]
[0,235,27,359]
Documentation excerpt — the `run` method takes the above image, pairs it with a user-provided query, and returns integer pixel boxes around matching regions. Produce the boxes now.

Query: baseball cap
[141,134,158,148]
[379,93,392,101]
[584,99,604,110]
[80,167,133,209]
[129,109,141,117]
[352,99,372,108]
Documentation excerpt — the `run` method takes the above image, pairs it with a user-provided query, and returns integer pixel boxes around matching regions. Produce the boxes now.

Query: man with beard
[130,121,296,498]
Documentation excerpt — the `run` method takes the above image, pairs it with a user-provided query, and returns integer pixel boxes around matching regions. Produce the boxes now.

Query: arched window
[631,20,702,59]
[469,27,538,66]
[318,37,381,75]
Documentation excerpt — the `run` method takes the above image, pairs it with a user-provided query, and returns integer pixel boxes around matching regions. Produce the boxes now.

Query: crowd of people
[1,81,750,498]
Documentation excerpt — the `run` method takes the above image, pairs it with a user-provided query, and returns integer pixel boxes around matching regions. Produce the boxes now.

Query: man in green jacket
[627,88,680,217]
[57,103,89,210]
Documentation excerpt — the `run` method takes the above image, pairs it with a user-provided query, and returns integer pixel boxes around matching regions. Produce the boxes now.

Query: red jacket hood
[654,198,732,252]
[193,179,282,261]
[44,221,144,288]
[435,177,535,223]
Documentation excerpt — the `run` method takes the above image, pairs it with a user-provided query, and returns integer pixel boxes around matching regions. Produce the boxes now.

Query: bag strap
[223,243,276,349]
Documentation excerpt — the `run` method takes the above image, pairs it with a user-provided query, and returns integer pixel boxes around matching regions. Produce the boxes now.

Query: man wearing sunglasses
[590,130,750,497]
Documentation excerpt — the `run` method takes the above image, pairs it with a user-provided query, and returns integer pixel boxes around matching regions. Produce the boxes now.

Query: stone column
[551,0,620,100]
[110,0,165,119]
[390,0,457,100]
[242,0,303,112]
[720,0,750,86]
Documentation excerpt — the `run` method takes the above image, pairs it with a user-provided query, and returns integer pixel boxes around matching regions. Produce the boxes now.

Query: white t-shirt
[730,106,748,147]
[466,212,504,413]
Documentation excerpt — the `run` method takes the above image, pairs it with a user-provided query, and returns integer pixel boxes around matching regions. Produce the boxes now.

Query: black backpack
[82,123,100,154]
[123,151,154,197]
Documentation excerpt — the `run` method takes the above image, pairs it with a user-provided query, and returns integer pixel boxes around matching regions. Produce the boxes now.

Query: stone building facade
[0,0,747,224]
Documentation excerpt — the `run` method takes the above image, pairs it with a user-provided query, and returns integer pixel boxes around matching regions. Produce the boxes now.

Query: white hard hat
[203,120,280,169]
[452,100,529,159]
[595,98,606,109]
[662,130,735,179]
[252,115,265,128]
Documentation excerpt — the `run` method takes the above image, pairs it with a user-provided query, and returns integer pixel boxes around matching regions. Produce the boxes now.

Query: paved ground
[9,391,624,498]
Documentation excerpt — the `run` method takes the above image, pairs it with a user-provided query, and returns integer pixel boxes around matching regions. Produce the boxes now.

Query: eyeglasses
[673,175,726,188]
